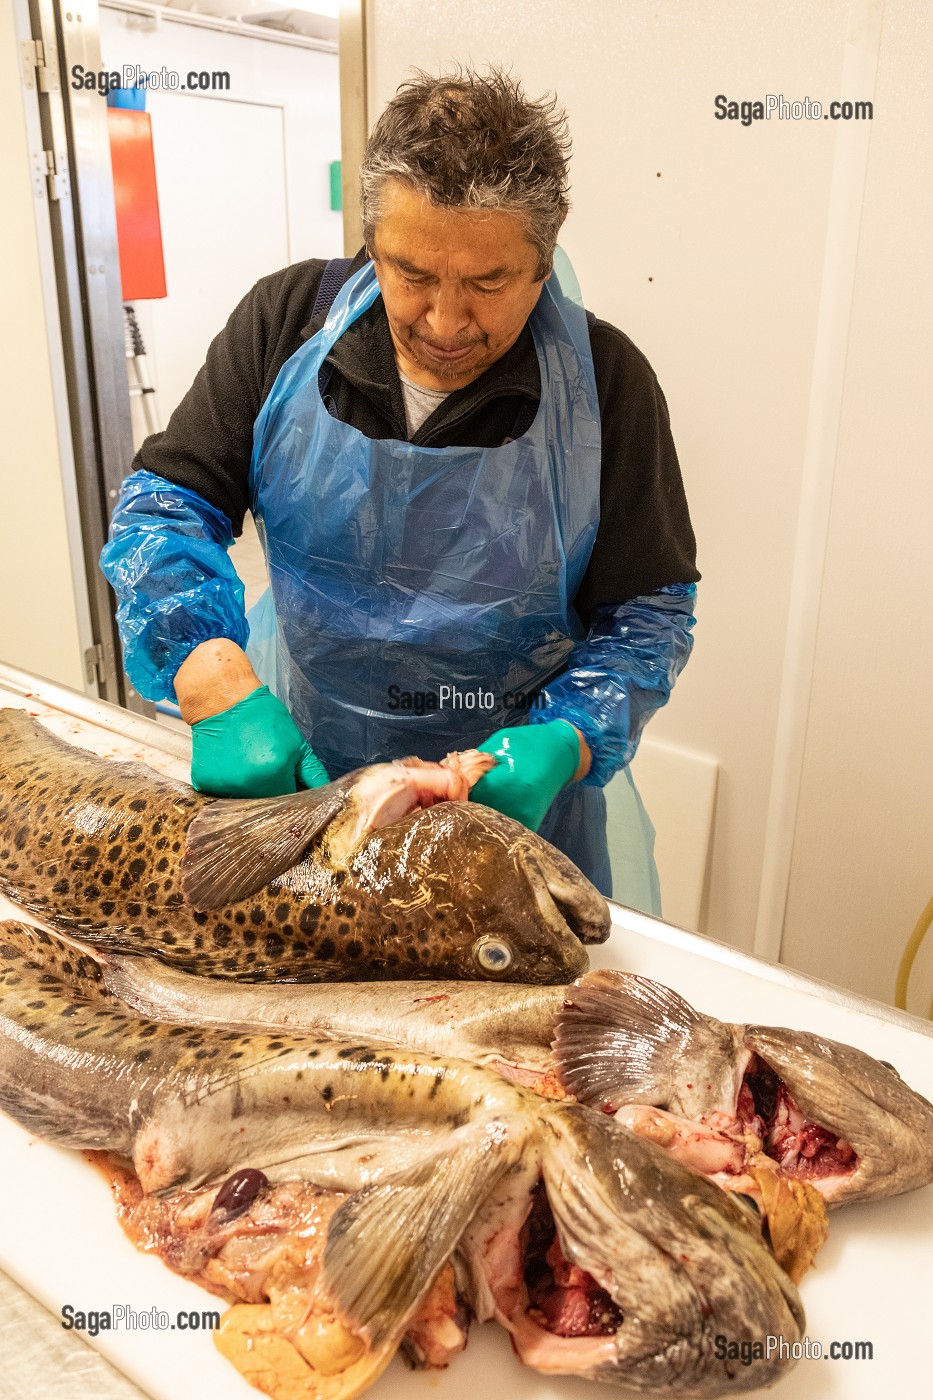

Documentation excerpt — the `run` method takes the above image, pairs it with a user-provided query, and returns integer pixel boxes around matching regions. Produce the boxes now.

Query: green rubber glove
[190,685,330,798]
[470,720,580,831]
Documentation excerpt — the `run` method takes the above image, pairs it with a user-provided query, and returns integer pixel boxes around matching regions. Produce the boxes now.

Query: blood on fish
[521,1183,622,1339]
[738,1056,858,1181]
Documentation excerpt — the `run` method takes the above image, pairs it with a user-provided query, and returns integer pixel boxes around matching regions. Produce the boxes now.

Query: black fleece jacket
[133,251,699,627]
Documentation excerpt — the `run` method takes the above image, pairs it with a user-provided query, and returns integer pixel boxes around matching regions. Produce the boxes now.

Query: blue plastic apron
[246,255,649,898]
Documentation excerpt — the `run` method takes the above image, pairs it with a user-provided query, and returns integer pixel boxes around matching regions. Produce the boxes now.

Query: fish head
[368,803,608,983]
[462,1103,804,1395]
[742,1026,933,1206]
[554,973,933,1210]
[463,811,610,984]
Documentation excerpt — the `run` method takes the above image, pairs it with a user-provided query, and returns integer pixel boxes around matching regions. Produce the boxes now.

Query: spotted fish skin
[0,919,543,1195]
[0,920,259,1153]
[101,957,567,1081]
[0,710,605,983]
[0,920,807,1396]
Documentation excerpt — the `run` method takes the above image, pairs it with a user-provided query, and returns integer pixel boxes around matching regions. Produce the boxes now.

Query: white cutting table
[0,663,930,1400]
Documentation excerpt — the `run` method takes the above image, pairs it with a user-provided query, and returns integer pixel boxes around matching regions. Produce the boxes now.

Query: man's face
[370,179,546,391]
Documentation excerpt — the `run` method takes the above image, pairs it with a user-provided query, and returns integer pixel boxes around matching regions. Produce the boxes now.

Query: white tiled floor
[228,512,270,613]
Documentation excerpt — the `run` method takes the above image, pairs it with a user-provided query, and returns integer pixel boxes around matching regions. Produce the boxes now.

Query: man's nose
[424,283,471,340]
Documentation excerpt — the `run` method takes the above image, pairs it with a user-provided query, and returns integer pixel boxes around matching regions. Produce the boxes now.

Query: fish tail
[321,1115,526,1347]
[553,969,731,1109]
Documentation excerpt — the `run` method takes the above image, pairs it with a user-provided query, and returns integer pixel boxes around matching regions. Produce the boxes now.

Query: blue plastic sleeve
[99,470,248,703]
[530,584,697,787]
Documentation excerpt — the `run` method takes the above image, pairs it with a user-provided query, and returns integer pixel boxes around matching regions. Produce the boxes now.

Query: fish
[0,919,540,1198]
[1,919,805,1397]
[458,1103,805,1395]
[0,917,542,1398]
[0,708,608,982]
[99,955,568,1088]
[91,957,829,1279]
[554,971,933,1209]
[97,956,933,1212]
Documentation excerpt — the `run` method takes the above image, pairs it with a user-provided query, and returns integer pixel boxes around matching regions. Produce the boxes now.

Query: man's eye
[474,283,505,295]
[402,274,429,287]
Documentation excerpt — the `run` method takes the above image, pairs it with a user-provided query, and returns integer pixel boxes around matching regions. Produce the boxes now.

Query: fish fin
[181,779,353,909]
[553,970,728,1109]
[0,920,106,990]
[322,1118,519,1345]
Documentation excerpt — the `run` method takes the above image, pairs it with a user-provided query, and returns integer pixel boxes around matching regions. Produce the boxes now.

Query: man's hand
[469,720,589,831]
[176,640,329,798]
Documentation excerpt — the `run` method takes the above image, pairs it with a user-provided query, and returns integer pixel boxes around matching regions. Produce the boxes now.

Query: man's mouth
[419,340,478,363]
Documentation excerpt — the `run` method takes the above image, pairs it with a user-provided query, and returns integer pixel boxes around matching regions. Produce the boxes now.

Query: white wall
[0,3,88,690]
[99,8,342,432]
[366,0,933,1007]
[781,5,933,1013]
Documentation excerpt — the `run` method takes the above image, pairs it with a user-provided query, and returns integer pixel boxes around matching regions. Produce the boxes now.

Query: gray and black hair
[360,67,571,280]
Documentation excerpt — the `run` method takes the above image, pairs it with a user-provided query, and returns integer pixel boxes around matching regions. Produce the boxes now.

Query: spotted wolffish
[1,920,805,1399]
[556,971,933,1209]
[0,709,608,982]
[0,917,542,1400]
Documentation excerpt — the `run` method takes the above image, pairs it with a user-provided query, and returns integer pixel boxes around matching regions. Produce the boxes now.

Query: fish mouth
[517,841,609,977]
[736,1053,859,1193]
[515,1180,624,1352]
[463,1172,624,1378]
[740,1027,933,1204]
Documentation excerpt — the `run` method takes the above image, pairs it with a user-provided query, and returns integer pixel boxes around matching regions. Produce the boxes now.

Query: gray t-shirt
[399,370,450,436]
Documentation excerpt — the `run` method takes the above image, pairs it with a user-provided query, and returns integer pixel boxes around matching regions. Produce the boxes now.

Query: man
[101,68,698,901]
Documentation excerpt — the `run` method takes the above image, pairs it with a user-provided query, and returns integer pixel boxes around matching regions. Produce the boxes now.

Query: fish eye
[879,1059,901,1076]
[473,936,513,973]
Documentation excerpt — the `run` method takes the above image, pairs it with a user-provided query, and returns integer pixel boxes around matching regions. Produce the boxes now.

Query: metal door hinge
[40,148,70,203]
[22,38,60,93]
[84,643,106,686]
